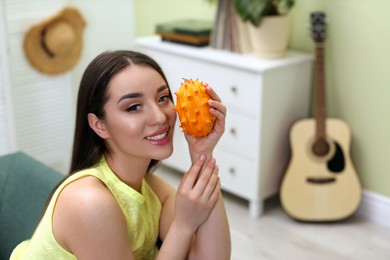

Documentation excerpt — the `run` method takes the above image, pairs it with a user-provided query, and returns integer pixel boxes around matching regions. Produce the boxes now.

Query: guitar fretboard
[315,44,326,141]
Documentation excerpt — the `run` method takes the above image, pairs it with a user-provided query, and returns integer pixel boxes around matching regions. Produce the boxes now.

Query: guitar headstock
[310,12,327,43]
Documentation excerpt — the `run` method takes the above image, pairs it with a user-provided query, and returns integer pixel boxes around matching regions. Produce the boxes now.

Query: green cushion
[0,152,64,259]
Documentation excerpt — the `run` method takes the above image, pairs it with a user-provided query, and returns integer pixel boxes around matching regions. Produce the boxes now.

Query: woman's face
[97,65,176,162]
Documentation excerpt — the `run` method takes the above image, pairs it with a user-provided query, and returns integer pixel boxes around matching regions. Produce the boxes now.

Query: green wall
[290,0,390,198]
[135,0,390,198]
[134,0,216,37]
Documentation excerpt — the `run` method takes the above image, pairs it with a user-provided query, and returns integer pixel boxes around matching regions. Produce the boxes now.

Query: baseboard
[356,189,390,229]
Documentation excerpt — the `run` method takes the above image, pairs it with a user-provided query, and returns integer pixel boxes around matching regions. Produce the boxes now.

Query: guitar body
[280,118,361,221]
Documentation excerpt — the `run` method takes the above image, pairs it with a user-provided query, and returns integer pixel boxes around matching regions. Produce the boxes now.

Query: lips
[145,131,168,141]
[145,128,170,145]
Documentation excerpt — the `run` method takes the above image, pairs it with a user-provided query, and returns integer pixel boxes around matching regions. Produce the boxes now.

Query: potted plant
[235,0,294,27]
[234,0,295,57]
[205,0,294,56]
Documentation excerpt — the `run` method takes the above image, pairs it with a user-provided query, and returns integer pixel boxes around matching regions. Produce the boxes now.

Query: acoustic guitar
[280,12,361,222]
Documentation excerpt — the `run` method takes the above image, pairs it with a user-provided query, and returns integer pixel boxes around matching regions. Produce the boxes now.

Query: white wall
[69,0,135,107]
[0,2,16,155]
[2,0,74,172]
[0,0,135,172]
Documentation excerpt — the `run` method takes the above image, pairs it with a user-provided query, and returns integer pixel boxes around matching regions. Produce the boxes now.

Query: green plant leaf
[234,0,295,27]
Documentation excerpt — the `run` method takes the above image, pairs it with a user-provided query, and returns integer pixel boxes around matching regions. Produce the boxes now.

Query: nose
[149,102,167,125]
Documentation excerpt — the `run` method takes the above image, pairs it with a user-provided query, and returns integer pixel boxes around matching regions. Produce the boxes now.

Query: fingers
[193,158,217,194]
[179,155,220,201]
[206,86,221,102]
[208,99,226,122]
[179,154,206,191]
[206,86,227,123]
[201,165,220,200]
[207,176,221,206]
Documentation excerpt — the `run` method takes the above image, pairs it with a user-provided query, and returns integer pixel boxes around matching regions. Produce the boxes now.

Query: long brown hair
[69,50,172,175]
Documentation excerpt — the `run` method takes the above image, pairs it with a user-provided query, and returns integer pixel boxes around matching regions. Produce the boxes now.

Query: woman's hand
[185,85,226,161]
[173,154,220,234]
[156,155,221,259]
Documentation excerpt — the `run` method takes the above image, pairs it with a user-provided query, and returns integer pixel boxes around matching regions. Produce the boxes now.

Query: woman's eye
[125,104,141,112]
[158,95,170,103]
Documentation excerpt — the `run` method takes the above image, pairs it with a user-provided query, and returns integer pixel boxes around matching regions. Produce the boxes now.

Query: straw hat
[23,7,86,75]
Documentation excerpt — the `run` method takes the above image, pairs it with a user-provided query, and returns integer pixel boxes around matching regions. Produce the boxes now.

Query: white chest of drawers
[136,36,313,217]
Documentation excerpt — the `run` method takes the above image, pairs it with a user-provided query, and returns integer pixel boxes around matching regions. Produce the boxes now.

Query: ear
[87,113,110,139]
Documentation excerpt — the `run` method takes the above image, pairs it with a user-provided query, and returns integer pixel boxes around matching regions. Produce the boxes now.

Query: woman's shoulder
[53,176,127,252]
[58,166,110,207]
[57,176,121,218]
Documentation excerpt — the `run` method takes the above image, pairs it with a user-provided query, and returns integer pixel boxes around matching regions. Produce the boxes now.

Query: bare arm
[185,86,231,259]
[148,155,221,260]
[148,86,230,259]
[188,194,231,260]
[52,177,135,260]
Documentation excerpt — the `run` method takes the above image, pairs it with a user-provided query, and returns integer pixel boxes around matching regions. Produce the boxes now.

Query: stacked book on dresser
[155,19,213,47]
[154,0,248,54]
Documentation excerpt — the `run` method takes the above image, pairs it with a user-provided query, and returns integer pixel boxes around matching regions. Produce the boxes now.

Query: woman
[11,50,231,259]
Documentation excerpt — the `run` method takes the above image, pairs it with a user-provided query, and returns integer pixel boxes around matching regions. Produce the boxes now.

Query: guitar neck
[315,43,326,140]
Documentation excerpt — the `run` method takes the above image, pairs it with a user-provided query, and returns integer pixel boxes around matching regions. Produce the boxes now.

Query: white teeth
[146,132,167,141]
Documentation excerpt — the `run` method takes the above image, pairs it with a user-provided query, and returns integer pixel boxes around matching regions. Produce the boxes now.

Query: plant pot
[247,15,291,58]
[236,17,253,54]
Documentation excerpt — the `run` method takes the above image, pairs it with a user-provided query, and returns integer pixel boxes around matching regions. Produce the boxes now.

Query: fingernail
[200,154,206,161]
[211,158,216,164]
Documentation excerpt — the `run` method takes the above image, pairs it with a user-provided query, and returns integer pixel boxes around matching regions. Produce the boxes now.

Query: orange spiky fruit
[174,78,216,137]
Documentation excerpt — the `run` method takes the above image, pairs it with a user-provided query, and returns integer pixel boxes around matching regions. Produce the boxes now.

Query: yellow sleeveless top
[11,158,161,260]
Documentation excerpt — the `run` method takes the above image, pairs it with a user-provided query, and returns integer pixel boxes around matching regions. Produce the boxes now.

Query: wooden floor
[155,165,390,260]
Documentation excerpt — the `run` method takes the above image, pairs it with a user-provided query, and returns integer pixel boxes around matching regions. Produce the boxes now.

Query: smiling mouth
[145,132,168,141]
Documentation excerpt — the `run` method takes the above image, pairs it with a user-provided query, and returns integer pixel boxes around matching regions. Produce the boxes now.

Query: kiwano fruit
[174,78,216,137]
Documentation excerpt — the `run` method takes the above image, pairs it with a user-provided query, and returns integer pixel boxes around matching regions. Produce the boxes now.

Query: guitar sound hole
[312,138,330,156]
[327,142,345,173]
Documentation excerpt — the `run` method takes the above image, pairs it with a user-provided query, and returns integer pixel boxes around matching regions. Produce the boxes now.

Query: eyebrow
[117,84,169,103]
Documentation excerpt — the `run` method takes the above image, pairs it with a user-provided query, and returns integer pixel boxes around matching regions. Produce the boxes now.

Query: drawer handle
[229,128,237,136]
[230,86,238,94]
[229,167,236,175]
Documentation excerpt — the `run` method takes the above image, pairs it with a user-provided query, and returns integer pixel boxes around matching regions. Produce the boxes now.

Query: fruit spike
[174,78,216,137]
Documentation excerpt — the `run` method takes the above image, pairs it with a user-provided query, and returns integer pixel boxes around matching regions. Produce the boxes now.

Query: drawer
[165,112,259,170]
[193,67,261,118]
[214,148,258,200]
[141,49,262,118]
[218,112,259,159]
